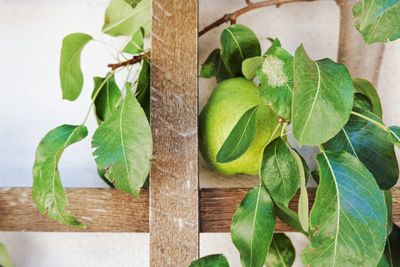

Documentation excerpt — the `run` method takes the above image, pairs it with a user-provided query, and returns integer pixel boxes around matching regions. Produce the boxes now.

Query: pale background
[0,0,398,266]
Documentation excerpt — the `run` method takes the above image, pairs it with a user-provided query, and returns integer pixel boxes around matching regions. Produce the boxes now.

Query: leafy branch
[198,0,323,37]
[107,51,150,70]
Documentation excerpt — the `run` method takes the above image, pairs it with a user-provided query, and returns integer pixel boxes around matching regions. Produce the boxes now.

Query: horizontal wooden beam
[0,187,399,232]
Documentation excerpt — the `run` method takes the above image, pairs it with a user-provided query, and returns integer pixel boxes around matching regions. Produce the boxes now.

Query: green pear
[200,77,280,175]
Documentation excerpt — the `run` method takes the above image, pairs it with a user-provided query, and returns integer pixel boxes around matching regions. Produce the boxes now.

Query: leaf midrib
[226,28,244,60]
[103,1,148,33]
[299,61,321,143]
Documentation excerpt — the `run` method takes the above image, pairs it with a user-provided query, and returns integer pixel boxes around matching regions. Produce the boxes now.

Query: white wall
[0,0,399,266]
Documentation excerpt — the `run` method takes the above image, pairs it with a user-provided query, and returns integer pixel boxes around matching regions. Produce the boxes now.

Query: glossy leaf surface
[220,24,261,76]
[242,56,264,80]
[292,45,353,146]
[92,90,152,196]
[353,0,400,44]
[216,106,258,163]
[92,74,121,123]
[189,254,230,267]
[302,151,387,267]
[260,138,300,206]
[324,107,398,189]
[231,186,275,267]
[266,233,295,267]
[353,78,383,118]
[33,125,88,227]
[60,33,92,101]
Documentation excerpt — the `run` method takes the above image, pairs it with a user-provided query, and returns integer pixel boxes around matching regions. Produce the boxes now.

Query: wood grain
[1,188,399,233]
[0,188,148,232]
[150,0,199,266]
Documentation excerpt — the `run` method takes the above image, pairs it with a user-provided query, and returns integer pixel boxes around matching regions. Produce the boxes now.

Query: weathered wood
[150,0,199,266]
[337,0,385,85]
[1,188,399,232]
[0,188,149,232]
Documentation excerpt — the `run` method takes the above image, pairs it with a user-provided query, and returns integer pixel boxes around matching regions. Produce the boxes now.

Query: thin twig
[107,51,150,70]
[199,0,320,37]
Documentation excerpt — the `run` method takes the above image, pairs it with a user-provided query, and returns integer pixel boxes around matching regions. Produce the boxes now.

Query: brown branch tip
[107,51,150,70]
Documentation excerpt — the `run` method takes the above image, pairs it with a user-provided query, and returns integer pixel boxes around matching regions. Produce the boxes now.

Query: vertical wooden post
[150,1,199,266]
[337,0,385,85]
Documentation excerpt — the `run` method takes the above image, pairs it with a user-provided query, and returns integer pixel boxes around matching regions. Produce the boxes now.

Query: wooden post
[150,1,199,266]
[337,0,385,85]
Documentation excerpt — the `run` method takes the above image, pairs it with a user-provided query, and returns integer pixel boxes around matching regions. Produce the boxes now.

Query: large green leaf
[324,107,399,190]
[257,40,293,120]
[302,151,387,267]
[102,0,151,37]
[189,254,230,267]
[60,33,92,101]
[242,56,264,80]
[231,186,275,267]
[353,0,400,44]
[33,125,88,227]
[265,233,295,267]
[353,78,383,118]
[384,191,393,235]
[220,24,261,76]
[123,27,145,54]
[92,89,152,196]
[260,138,300,206]
[0,243,13,267]
[292,45,354,146]
[216,106,258,163]
[92,74,122,123]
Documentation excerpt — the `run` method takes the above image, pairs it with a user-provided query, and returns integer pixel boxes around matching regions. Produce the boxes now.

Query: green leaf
[136,59,150,119]
[324,107,399,190]
[384,191,393,236]
[292,45,354,146]
[92,89,152,196]
[266,233,295,267]
[260,138,300,206]
[353,78,383,118]
[274,201,304,233]
[220,24,261,76]
[242,56,264,80]
[60,33,92,101]
[382,223,400,267]
[231,186,275,267]
[123,27,145,54]
[33,125,88,227]
[293,151,309,233]
[102,0,151,37]
[353,0,400,44]
[389,126,400,147]
[0,243,13,267]
[302,151,387,267]
[92,74,122,123]
[216,106,259,163]
[200,49,221,78]
[189,254,230,267]
[257,41,293,120]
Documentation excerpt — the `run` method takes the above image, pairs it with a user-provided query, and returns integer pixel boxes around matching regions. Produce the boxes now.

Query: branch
[107,51,150,70]
[199,0,321,37]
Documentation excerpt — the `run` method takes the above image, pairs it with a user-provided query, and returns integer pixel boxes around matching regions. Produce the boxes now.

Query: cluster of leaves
[194,1,400,266]
[32,0,152,227]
